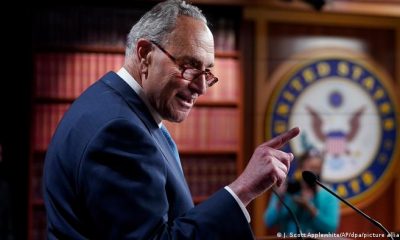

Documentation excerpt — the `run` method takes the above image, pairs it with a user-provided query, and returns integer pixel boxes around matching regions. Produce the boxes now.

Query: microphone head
[302,171,317,185]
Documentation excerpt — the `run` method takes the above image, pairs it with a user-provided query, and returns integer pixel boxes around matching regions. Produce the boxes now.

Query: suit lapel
[101,72,191,195]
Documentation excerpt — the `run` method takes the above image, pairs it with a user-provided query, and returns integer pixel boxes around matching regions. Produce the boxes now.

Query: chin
[164,108,191,123]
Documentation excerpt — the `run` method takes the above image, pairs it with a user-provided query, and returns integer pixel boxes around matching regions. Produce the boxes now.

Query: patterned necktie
[160,125,182,172]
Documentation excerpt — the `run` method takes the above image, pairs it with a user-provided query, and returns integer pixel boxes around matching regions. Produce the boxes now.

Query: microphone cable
[272,188,305,240]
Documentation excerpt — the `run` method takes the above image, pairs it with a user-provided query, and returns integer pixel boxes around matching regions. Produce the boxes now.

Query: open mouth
[176,93,195,108]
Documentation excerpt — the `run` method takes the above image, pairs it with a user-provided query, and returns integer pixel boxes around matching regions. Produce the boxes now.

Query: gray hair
[125,0,207,59]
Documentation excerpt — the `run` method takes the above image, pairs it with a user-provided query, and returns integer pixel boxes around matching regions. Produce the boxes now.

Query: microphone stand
[303,171,394,240]
[272,188,305,240]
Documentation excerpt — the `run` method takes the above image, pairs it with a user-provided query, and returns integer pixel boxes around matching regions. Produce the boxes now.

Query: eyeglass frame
[149,40,218,88]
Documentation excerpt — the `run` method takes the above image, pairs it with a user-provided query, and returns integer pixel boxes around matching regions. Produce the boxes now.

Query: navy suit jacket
[43,72,254,239]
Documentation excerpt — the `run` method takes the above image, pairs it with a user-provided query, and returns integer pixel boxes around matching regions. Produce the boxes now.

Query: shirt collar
[117,67,163,128]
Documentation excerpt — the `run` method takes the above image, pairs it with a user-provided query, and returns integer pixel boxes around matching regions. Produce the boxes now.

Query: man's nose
[188,74,207,95]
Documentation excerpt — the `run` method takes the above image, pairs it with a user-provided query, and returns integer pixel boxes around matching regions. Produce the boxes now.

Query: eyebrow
[178,55,214,69]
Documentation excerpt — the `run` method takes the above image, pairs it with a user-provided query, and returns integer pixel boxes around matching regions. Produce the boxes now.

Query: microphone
[302,171,394,240]
[272,188,305,240]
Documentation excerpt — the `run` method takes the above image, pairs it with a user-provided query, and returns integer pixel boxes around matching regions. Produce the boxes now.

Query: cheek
[145,61,186,101]
[159,76,183,101]
[145,73,180,104]
[145,64,170,91]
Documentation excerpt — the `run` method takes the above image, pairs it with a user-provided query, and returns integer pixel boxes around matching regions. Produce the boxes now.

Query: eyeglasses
[150,40,218,88]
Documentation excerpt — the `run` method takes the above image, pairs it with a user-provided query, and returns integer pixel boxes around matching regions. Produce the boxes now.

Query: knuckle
[264,155,274,163]
[271,165,280,175]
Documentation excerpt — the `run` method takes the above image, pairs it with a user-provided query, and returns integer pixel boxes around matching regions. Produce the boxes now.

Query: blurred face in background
[300,156,323,176]
[299,154,323,190]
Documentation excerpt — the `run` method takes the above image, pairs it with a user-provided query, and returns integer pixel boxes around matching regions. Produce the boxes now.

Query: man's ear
[136,39,153,75]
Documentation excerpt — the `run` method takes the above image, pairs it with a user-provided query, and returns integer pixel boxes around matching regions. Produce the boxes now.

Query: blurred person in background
[264,149,340,234]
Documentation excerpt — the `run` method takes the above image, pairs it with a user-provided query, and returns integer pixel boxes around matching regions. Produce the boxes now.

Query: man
[43,0,300,239]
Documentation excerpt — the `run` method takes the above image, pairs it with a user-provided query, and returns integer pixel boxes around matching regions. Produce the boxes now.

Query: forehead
[303,156,323,165]
[166,16,214,67]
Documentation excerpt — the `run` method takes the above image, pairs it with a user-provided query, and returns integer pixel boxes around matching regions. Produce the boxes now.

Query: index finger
[264,127,300,149]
